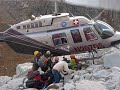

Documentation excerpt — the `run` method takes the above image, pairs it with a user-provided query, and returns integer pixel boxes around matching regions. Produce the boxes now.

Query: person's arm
[62,62,70,75]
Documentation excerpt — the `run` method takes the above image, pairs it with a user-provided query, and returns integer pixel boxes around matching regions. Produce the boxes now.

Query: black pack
[26,79,44,89]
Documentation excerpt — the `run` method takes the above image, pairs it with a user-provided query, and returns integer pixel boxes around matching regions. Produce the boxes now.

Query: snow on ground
[1,47,120,90]
[16,62,33,75]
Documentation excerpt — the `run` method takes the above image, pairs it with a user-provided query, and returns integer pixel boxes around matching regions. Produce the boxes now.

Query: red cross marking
[73,19,79,25]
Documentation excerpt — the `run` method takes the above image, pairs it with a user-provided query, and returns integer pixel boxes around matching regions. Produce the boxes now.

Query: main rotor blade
[64,0,120,11]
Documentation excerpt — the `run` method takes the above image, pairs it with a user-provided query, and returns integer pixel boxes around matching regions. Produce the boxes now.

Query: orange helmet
[70,54,75,59]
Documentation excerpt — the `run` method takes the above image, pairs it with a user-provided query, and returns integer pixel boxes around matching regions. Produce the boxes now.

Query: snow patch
[16,62,33,75]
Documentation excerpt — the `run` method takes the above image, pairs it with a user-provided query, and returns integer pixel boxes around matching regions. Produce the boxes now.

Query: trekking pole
[63,77,64,85]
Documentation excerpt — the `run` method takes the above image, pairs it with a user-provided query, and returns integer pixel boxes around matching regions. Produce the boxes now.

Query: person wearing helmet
[69,54,81,70]
[69,54,77,70]
[45,51,53,69]
[52,56,59,67]
[46,51,51,56]
[32,50,43,71]
[52,60,70,83]
[37,51,52,72]
[54,56,59,63]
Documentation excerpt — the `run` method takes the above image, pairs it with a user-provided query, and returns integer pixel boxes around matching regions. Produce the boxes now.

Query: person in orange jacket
[37,51,52,72]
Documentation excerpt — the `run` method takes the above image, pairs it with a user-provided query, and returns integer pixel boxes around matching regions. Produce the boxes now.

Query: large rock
[103,51,120,68]
[93,69,110,79]
[0,77,24,90]
[75,80,107,90]
[16,62,33,75]
[0,76,12,87]
[105,67,120,90]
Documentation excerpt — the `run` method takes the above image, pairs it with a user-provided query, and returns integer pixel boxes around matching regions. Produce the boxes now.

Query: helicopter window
[23,25,27,29]
[35,22,39,28]
[71,29,82,43]
[94,20,115,39]
[31,23,35,28]
[16,26,21,29]
[39,21,42,27]
[52,16,69,24]
[27,24,30,29]
[52,33,67,46]
[83,27,97,41]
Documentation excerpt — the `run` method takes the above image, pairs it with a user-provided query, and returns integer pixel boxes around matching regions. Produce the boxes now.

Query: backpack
[26,70,44,89]
[27,70,40,80]
[26,70,49,89]
[26,79,44,89]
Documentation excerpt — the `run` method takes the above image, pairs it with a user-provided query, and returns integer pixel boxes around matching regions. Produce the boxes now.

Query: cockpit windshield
[94,20,115,39]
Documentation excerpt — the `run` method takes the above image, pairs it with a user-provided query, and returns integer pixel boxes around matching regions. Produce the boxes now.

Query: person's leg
[52,70,61,83]
[77,64,81,70]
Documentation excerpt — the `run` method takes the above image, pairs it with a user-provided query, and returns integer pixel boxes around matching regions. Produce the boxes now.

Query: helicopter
[0,0,120,56]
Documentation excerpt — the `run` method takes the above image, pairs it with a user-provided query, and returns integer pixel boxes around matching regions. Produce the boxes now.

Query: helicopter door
[48,31,70,52]
[68,28,85,53]
[83,27,98,41]
[69,26,104,53]
[82,26,104,50]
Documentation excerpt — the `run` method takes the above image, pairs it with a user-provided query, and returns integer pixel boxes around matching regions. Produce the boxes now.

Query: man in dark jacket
[32,51,43,71]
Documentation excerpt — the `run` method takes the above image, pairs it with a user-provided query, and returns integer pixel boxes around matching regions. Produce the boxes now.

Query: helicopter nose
[0,32,5,42]
[114,31,120,40]
[110,31,120,46]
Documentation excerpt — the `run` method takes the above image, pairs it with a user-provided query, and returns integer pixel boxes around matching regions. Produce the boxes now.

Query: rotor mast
[54,0,58,13]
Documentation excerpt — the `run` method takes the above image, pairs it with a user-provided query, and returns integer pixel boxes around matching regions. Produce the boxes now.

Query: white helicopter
[0,0,120,56]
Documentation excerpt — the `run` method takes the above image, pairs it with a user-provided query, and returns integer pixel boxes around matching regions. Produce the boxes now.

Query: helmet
[54,56,59,62]
[70,54,75,59]
[34,51,39,56]
[46,51,51,55]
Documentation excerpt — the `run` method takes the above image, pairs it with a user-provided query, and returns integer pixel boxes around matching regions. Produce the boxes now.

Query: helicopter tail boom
[0,32,5,42]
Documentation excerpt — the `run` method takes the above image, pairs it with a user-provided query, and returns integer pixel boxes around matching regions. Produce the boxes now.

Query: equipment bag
[26,79,44,89]
[27,70,40,80]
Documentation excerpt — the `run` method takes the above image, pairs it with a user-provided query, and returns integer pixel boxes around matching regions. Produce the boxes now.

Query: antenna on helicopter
[52,0,59,16]
[53,0,62,16]
[54,0,58,14]
[30,15,36,20]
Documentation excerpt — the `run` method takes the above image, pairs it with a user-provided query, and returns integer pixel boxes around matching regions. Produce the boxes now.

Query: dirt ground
[0,42,34,76]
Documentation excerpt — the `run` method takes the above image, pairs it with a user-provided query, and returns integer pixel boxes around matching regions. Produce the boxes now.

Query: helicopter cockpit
[94,20,115,39]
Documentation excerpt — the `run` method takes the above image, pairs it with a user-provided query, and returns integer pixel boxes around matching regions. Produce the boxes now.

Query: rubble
[1,48,120,90]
